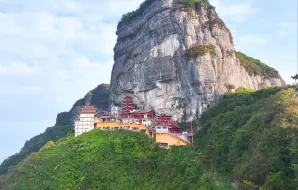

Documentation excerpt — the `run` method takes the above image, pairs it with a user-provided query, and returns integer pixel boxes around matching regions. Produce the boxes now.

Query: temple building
[74,96,193,148]
[74,106,97,136]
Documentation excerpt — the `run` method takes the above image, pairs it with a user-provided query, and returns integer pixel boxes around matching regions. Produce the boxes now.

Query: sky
[0,0,297,163]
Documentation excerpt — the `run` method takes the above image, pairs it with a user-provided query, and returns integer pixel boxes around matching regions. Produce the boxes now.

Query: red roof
[81,106,97,113]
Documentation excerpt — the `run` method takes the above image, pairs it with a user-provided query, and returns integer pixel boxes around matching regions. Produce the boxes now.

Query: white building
[74,106,97,136]
[142,118,152,127]
[111,106,120,117]
[155,125,169,133]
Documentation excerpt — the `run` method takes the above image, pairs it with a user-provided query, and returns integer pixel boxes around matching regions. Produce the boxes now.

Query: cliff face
[110,0,284,121]
[55,84,110,125]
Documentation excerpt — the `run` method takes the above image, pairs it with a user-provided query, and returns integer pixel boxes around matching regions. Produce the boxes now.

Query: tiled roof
[81,106,97,112]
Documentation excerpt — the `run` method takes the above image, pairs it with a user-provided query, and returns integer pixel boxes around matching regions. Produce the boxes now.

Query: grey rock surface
[110,0,284,121]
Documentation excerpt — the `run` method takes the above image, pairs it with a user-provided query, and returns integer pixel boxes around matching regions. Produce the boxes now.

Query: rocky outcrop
[55,84,110,125]
[110,0,285,121]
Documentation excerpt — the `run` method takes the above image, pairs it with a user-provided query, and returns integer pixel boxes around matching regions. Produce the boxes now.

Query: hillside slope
[196,87,298,189]
[0,125,73,175]
[1,88,297,189]
[0,84,110,175]
[0,130,231,190]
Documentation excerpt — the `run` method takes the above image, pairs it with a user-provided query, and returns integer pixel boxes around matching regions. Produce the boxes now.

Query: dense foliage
[175,0,214,8]
[0,125,73,175]
[195,87,298,189]
[118,0,214,26]
[119,0,155,26]
[236,51,279,78]
[1,130,231,190]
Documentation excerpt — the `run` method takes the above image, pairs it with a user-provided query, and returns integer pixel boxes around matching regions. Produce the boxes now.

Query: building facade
[74,96,193,148]
[74,106,97,136]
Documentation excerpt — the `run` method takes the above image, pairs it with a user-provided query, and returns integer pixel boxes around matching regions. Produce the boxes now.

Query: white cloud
[0,0,145,162]
[210,0,258,22]
[0,62,41,76]
[0,0,144,106]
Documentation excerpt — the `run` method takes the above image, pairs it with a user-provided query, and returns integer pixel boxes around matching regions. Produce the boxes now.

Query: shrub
[236,51,279,78]
[186,45,214,57]
[118,0,214,26]
[175,0,214,8]
[118,0,155,26]
[39,141,55,152]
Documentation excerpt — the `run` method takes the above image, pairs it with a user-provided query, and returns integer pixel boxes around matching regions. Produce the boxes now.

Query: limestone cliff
[55,84,110,125]
[110,0,285,121]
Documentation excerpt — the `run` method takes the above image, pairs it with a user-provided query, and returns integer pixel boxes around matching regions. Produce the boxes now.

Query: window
[158,143,169,148]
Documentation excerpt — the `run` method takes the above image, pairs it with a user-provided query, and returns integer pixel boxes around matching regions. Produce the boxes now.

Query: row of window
[98,127,145,133]
[80,114,94,117]
[75,122,93,125]
[80,118,94,121]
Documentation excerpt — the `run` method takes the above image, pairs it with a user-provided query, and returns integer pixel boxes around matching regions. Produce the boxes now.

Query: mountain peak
[111,0,284,121]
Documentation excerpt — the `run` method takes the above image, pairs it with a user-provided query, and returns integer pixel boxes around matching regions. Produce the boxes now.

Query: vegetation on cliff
[1,130,231,190]
[118,0,214,26]
[236,51,279,79]
[176,0,214,8]
[55,84,110,126]
[119,0,155,26]
[196,87,298,189]
[186,45,214,57]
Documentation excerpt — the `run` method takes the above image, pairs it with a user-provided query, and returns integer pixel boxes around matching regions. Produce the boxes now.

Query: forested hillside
[195,87,298,189]
[0,130,231,190]
[0,84,110,176]
[0,125,73,175]
[1,87,297,190]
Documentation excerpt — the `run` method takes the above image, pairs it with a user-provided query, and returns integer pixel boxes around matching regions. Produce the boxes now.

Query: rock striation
[110,0,285,121]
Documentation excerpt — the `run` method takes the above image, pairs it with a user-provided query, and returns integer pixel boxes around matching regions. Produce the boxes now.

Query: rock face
[110,0,284,121]
[55,84,110,125]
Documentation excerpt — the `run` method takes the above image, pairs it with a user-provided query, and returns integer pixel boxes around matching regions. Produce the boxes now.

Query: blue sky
[0,0,297,163]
